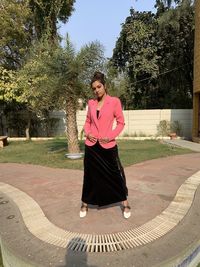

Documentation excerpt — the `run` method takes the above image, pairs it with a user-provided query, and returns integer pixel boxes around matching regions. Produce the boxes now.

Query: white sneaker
[79,204,88,218]
[123,206,131,219]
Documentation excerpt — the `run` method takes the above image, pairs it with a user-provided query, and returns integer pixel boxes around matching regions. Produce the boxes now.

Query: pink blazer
[84,95,125,149]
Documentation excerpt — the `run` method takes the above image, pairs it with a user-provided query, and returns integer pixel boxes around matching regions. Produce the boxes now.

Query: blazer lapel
[90,100,99,126]
[98,95,110,119]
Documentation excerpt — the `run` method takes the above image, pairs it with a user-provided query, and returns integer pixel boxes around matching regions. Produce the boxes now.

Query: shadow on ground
[58,237,97,267]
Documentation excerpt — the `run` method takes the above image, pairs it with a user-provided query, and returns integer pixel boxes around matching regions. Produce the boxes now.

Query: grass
[0,138,193,170]
[118,139,192,166]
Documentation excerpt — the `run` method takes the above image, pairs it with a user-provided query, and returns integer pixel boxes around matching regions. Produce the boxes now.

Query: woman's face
[91,80,106,99]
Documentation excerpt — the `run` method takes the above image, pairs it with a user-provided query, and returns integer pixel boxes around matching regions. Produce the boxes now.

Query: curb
[1,229,200,267]
[0,238,36,267]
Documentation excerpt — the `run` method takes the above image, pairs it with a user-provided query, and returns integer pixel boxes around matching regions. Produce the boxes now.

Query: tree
[0,0,34,69]
[155,0,181,9]
[111,1,194,109]
[0,67,27,136]
[0,0,77,138]
[18,36,105,153]
[52,38,105,154]
[112,10,159,109]
[0,68,19,102]
[29,0,76,39]
[0,0,76,70]
[156,0,194,108]
[0,1,36,136]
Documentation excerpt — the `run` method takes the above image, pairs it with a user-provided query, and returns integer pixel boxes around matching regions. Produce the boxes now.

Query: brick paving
[0,150,200,266]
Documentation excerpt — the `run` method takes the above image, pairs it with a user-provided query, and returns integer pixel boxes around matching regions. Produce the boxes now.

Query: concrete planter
[65,153,84,159]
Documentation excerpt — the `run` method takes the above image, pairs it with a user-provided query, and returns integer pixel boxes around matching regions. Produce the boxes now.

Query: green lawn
[0,138,193,170]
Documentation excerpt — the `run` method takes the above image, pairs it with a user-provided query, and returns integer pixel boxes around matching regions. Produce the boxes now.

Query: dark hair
[90,71,106,87]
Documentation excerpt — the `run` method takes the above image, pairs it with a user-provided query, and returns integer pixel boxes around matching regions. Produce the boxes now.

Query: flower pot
[169,133,177,139]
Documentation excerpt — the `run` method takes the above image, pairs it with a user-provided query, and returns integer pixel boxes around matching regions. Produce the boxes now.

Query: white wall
[122,109,193,138]
[50,109,193,139]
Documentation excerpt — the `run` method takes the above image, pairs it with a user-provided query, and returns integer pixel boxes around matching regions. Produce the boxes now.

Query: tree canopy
[111,0,194,109]
[29,0,76,39]
[0,0,76,70]
[0,0,33,69]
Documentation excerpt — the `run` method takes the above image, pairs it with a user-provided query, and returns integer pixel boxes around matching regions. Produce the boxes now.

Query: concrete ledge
[1,238,200,267]
[0,238,35,267]
[7,136,186,142]
[117,136,173,140]
[8,137,54,141]
[8,136,173,141]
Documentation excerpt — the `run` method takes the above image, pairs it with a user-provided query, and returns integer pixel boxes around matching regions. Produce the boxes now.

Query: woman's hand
[87,134,97,143]
[98,137,110,144]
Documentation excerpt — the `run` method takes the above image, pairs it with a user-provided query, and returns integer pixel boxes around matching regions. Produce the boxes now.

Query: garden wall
[50,109,193,139]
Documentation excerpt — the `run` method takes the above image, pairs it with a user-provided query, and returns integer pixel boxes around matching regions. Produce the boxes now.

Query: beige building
[193,0,200,142]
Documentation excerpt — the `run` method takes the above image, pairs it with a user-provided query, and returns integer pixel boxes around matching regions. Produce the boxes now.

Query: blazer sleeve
[83,103,91,137]
[108,98,125,140]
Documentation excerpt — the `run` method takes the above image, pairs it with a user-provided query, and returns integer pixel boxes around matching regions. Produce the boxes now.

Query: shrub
[157,120,171,136]
[157,120,183,136]
[170,120,183,136]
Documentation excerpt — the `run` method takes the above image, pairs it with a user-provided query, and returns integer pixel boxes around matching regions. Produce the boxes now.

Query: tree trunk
[44,111,50,137]
[25,112,31,140]
[0,111,5,136]
[65,100,80,154]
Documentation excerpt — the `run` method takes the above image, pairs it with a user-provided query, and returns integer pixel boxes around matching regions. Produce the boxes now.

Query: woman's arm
[83,105,91,137]
[108,98,125,140]
[84,104,97,143]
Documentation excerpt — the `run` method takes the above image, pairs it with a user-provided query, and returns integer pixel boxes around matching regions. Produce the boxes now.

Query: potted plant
[169,120,182,139]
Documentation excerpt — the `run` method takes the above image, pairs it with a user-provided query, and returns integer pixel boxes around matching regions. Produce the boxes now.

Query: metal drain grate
[0,170,200,252]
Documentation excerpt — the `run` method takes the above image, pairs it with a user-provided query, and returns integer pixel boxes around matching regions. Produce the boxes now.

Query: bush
[157,120,183,136]
[170,120,183,136]
[157,120,171,136]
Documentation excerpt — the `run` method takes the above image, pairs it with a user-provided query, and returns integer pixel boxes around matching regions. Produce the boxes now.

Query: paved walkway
[163,138,200,152]
[0,140,200,266]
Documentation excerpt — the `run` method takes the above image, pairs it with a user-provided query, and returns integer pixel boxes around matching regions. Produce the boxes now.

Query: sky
[58,0,156,58]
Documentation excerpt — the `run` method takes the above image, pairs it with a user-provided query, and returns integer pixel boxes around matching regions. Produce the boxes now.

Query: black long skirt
[81,142,128,207]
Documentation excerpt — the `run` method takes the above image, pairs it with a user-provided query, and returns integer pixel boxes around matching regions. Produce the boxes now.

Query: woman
[80,71,131,219]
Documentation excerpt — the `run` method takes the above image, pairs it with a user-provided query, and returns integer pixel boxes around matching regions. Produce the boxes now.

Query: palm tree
[51,37,105,154]
[18,36,105,153]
